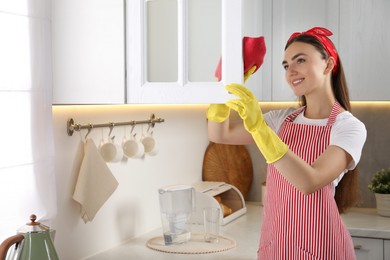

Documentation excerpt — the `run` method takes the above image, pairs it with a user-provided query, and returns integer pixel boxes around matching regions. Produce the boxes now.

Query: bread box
[191,181,246,226]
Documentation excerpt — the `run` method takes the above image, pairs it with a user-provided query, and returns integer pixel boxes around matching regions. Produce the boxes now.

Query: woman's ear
[324,57,335,74]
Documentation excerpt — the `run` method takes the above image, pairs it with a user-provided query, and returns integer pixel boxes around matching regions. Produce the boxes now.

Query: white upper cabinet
[52,0,125,104]
[126,0,247,104]
[269,0,390,101]
[269,0,339,101]
[339,0,390,101]
[52,0,389,104]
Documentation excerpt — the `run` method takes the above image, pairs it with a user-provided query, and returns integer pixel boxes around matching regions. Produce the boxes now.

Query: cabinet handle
[354,245,362,250]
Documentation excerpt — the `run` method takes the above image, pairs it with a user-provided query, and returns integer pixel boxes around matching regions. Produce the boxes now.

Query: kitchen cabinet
[339,0,390,101]
[269,0,339,101]
[270,0,390,101]
[53,0,263,104]
[352,237,384,260]
[385,240,390,260]
[52,0,389,104]
[52,0,125,104]
[126,0,258,104]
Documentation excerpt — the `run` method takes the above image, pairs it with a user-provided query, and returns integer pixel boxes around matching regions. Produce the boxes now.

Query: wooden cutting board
[202,142,253,198]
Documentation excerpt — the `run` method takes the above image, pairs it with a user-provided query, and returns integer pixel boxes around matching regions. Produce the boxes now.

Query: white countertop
[86,203,390,260]
[341,207,390,239]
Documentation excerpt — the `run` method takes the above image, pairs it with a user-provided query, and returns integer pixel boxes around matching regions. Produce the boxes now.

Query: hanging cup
[142,131,158,156]
[122,133,145,159]
[99,136,123,163]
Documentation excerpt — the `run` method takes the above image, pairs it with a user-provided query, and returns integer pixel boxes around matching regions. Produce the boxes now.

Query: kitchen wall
[52,102,390,259]
[52,104,210,259]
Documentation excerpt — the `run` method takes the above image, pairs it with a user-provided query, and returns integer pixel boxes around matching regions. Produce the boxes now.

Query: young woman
[207,27,366,259]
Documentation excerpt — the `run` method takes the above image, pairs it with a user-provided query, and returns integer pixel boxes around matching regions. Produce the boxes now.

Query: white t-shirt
[264,107,367,187]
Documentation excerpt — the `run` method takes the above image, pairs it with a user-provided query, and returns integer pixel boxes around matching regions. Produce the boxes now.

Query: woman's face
[283,41,331,97]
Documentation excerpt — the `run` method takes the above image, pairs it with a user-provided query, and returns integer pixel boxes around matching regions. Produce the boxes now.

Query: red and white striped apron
[258,102,356,260]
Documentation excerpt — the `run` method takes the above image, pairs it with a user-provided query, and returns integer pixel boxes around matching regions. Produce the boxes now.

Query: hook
[129,123,137,139]
[130,123,136,134]
[146,122,154,133]
[108,123,115,140]
[85,124,93,139]
[108,123,114,136]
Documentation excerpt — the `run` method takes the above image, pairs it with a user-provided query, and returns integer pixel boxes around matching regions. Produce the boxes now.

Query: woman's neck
[304,95,337,119]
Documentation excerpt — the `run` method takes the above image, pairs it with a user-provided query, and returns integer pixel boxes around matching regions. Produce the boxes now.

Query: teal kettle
[0,214,59,260]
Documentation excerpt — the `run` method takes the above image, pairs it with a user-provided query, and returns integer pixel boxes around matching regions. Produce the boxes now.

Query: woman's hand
[206,65,258,123]
[225,83,288,163]
[206,104,230,123]
[225,83,263,132]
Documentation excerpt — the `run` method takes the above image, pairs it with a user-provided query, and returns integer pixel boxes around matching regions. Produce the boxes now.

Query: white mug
[141,134,158,156]
[122,135,144,159]
[99,137,123,163]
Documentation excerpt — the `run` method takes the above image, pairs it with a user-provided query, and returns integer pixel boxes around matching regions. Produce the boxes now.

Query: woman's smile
[292,78,304,87]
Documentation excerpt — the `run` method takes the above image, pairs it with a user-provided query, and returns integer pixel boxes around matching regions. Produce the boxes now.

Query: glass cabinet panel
[188,0,221,82]
[146,0,178,82]
[146,0,222,83]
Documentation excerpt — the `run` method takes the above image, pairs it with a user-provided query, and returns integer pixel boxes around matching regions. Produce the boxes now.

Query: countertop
[340,207,390,239]
[86,202,390,260]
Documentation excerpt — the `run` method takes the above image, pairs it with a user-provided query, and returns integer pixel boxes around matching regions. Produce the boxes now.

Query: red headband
[288,27,339,75]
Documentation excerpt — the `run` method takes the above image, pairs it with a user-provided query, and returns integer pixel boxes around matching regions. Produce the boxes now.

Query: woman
[207,27,366,259]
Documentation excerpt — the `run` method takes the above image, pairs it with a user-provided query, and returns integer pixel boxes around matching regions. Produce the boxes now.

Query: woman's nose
[289,62,298,71]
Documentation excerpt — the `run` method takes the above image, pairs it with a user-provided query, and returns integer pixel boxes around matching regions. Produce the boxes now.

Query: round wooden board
[202,142,253,198]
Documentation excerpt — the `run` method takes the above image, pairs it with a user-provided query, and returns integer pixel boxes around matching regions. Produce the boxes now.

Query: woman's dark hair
[285,35,360,213]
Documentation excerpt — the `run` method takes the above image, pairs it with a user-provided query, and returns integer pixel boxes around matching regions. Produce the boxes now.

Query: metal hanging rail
[67,114,165,136]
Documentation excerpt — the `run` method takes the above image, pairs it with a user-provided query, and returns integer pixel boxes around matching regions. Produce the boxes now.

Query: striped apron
[258,102,356,260]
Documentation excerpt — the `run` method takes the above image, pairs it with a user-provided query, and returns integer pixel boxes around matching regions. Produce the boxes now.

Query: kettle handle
[0,234,24,260]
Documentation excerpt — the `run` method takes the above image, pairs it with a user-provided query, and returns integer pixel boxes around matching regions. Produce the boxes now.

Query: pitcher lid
[158,184,192,193]
[17,214,50,234]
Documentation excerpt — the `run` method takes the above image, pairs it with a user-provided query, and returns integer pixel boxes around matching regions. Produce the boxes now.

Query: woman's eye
[297,58,305,64]
[283,65,289,70]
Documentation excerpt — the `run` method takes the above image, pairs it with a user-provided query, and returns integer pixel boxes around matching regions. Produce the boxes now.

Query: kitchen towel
[73,138,119,223]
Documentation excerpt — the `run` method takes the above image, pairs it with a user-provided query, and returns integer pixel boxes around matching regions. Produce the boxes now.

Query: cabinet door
[52,0,125,104]
[339,0,390,101]
[352,237,384,260]
[385,240,390,260]
[270,0,339,101]
[126,0,245,104]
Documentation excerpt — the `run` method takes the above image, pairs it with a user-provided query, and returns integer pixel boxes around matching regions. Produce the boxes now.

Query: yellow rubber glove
[206,104,231,123]
[207,66,257,123]
[243,65,257,83]
[225,83,288,163]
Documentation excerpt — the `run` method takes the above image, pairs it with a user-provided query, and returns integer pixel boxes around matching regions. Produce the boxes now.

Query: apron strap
[284,107,306,122]
[284,102,341,126]
[326,102,341,126]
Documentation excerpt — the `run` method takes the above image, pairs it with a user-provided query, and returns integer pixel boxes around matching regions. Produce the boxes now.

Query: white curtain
[0,0,56,240]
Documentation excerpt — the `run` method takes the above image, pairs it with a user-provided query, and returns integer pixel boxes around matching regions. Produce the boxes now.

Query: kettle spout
[0,234,24,260]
